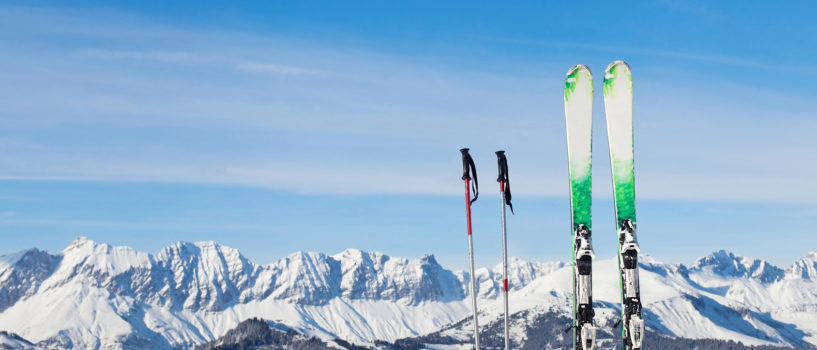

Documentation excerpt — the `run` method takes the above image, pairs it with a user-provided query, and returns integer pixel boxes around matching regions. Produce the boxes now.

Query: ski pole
[460,148,480,350]
[495,150,513,350]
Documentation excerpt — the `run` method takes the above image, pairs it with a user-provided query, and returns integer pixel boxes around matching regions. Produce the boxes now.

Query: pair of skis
[460,149,514,350]
[564,61,645,350]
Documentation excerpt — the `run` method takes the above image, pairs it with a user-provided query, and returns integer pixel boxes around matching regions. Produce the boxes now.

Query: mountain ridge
[0,237,816,349]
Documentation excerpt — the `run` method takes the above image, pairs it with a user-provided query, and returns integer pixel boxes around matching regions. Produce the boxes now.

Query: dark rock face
[0,330,37,349]
[194,318,330,350]
[0,249,61,312]
[200,313,807,350]
[387,310,805,350]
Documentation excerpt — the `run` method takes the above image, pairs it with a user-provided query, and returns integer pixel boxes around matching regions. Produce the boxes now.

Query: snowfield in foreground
[0,238,816,349]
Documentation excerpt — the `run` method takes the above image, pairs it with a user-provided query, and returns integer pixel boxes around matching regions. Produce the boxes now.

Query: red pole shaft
[465,178,473,236]
[501,178,508,292]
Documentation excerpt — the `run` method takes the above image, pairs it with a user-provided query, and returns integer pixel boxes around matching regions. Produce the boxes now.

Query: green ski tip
[603,61,632,97]
[565,64,592,103]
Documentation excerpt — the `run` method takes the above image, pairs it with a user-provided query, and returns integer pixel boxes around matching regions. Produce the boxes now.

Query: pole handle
[460,148,478,204]
[495,150,513,214]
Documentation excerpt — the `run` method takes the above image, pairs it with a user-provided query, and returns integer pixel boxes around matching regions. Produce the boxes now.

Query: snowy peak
[334,249,389,299]
[786,250,817,280]
[492,257,566,290]
[0,248,60,312]
[691,249,784,283]
[461,257,566,299]
[408,253,463,303]
[160,240,250,269]
[158,240,259,291]
[57,237,152,277]
[0,243,549,317]
[153,240,262,310]
[0,250,32,271]
[269,251,340,304]
[330,249,463,304]
[3,240,817,349]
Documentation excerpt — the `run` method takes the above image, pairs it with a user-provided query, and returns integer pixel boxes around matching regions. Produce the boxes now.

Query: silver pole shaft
[468,230,480,350]
[500,187,509,350]
[465,180,480,350]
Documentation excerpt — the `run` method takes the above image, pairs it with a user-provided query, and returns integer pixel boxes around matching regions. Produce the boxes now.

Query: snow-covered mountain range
[0,237,816,349]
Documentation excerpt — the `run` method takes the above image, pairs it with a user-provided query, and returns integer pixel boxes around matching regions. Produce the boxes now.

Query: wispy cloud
[0,217,277,231]
[236,62,326,75]
[0,162,464,196]
[75,50,327,76]
[3,3,817,204]
[476,36,809,74]
[75,49,206,63]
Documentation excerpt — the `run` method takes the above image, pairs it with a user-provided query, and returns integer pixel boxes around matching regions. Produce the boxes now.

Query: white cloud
[75,49,205,63]
[235,62,325,75]
[0,217,276,231]
[475,36,810,74]
[3,4,817,204]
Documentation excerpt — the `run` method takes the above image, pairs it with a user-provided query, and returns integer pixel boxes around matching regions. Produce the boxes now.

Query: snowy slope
[424,253,815,348]
[0,331,40,350]
[0,238,815,349]
[0,238,484,348]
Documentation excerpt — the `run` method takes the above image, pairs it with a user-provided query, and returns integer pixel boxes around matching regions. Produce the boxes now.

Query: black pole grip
[460,148,472,180]
[495,150,513,214]
[495,150,506,183]
[460,148,478,204]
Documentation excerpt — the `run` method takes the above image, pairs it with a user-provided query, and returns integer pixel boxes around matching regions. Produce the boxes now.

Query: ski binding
[581,323,596,350]
[629,314,645,349]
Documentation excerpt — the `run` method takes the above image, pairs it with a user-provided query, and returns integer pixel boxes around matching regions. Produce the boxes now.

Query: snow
[0,280,135,348]
[0,238,815,349]
[427,253,816,348]
[0,250,29,270]
[0,331,40,350]
[50,237,152,283]
[691,249,784,283]
[787,250,817,280]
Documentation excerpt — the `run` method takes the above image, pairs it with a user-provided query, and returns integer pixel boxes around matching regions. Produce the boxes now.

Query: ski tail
[603,61,644,350]
[564,64,595,350]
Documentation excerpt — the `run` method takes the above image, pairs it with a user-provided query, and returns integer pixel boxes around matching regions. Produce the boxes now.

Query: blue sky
[1,1,816,269]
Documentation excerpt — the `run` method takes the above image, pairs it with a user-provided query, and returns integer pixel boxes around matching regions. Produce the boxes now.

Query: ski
[564,64,596,350]
[603,61,645,350]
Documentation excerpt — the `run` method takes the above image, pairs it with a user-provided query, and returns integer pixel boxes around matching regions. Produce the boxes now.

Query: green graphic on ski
[603,61,645,350]
[564,64,596,350]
